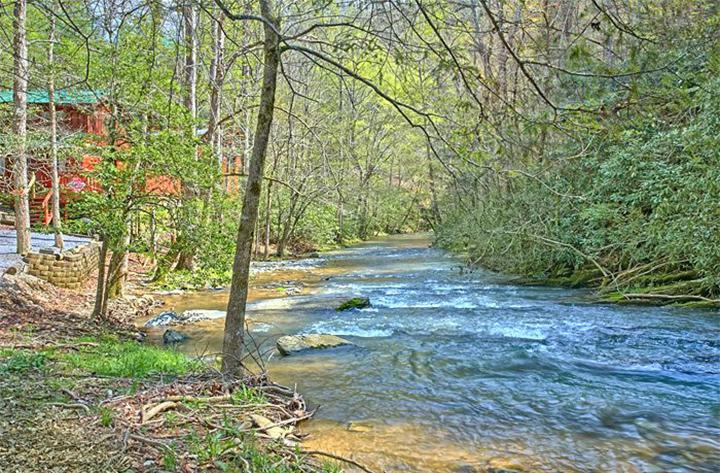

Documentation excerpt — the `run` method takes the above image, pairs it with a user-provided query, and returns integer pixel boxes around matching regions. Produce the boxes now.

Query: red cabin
[0,90,181,226]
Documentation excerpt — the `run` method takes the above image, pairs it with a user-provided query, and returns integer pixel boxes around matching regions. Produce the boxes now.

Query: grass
[0,349,48,374]
[186,427,341,473]
[1,337,202,379]
[60,336,202,378]
[232,384,267,405]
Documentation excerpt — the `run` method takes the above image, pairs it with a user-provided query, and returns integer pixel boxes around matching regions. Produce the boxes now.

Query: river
[140,234,720,473]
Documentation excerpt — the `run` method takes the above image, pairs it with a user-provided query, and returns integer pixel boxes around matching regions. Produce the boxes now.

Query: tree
[12,0,31,254]
[220,0,281,375]
[47,7,65,250]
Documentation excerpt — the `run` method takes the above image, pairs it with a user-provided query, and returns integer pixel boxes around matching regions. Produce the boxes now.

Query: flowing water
[141,234,720,473]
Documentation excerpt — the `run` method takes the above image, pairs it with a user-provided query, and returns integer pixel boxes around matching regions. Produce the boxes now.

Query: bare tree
[220,0,281,375]
[175,3,198,271]
[48,8,65,250]
[13,0,31,254]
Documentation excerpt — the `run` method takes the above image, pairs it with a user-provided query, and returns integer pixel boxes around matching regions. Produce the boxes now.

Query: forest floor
[0,268,350,473]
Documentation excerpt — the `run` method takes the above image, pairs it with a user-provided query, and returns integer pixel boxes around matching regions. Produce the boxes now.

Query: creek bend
[140,234,720,473]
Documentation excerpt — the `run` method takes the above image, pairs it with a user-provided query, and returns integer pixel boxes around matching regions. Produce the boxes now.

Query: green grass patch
[0,349,48,374]
[61,338,202,378]
[231,385,267,405]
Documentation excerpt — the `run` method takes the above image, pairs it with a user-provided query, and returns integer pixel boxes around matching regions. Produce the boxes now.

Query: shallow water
[142,234,720,473]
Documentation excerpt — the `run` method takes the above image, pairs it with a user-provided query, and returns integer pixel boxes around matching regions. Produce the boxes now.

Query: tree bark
[209,12,225,175]
[92,238,109,320]
[263,180,272,260]
[221,0,280,375]
[183,5,197,121]
[13,0,31,254]
[48,11,65,250]
[175,4,198,272]
[106,223,130,299]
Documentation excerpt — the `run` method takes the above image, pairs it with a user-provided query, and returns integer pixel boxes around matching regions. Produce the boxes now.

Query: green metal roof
[0,90,104,104]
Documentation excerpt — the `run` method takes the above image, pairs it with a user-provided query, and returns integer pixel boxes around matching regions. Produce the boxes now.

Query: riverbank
[434,239,720,309]
[505,267,719,309]
[0,271,346,473]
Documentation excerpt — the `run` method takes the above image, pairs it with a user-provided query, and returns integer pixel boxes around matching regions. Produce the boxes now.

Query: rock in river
[334,297,371,311]
[163,329,189,344]
[180,309,226,323]
[276,334,353,356]
[145,311,181,327]
[145,309,227,327]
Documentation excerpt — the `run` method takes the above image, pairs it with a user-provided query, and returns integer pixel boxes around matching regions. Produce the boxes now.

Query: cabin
[0,90,109,226]
[0,90,183,226]
[0,91,247,228]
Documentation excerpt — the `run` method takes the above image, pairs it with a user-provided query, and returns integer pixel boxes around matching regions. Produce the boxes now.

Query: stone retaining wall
[23,242,100,290]
[0,210,15,226]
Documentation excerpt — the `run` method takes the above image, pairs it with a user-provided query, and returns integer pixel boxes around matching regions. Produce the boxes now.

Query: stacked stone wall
[23,242,100,290]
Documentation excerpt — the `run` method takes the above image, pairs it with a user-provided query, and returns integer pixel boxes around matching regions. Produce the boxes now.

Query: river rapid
[141,234,720,473]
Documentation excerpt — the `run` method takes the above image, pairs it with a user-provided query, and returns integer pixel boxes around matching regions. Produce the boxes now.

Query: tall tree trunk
[275,192,299,258]
[337,197,344,243]
[209,12,225,176]
[106,222,130,299]
[221,0,280,375]
[48,11,64,250]
[183,5,197,121]
[427,142,442,226]
[175,5,198,272]
[13,0,31,254]
[263,180,272,260]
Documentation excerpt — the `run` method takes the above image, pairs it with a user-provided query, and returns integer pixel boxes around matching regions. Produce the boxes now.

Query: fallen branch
[255,410,314,432]
[0,342,99,351]
[164,394,232,403]
[303,450,378,473]
[622,293,720,303]
[48,402,91,412]
[128,433,172,452]
[142,401,178,423]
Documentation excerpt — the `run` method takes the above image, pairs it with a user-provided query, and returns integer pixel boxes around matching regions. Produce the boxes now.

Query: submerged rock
[487,458,525,473]
[262,280,304,295]
[335,297,371,311]
[276,334,353,356]
[163,329,189,344]
[145,311,181,327]
[347,421,372,433]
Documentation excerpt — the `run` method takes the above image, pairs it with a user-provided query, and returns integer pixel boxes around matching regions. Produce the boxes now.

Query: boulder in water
[179,309,226,323]
[163,329,189,344]
[145,311,181,327]
[334,297,371,311]
[276,334,353,356]
[145,309,227,327]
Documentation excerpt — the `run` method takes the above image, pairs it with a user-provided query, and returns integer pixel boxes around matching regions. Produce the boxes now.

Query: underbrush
[0,337,344,472]
[436,61,720,308]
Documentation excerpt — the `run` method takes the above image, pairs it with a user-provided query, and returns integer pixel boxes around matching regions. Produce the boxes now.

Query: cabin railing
[41,190,52,227]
